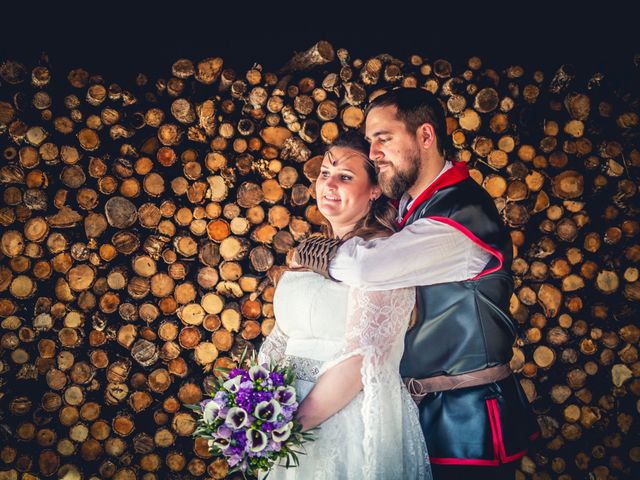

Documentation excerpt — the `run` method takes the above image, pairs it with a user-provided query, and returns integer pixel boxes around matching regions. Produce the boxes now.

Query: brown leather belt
[404,364,512,405]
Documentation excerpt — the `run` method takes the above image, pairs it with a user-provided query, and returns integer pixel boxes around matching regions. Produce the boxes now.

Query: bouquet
[187,353,315,477]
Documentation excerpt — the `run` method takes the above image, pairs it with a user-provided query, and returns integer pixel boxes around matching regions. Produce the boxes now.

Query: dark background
[1,2,637,83]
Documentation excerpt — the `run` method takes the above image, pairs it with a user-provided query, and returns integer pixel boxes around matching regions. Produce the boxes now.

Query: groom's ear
[416,123,436,151]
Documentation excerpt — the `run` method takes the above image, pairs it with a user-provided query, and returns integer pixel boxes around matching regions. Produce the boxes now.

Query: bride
[258,132,431,479]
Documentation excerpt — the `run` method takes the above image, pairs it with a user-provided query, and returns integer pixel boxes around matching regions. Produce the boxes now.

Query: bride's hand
[290,258,301,268]
[287,248,302,268]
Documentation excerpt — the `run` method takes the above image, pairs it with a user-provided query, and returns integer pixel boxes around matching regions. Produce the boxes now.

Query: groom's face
[365,105,421,200]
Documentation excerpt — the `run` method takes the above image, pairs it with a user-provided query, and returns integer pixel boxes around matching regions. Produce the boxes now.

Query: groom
[294,88,539,480]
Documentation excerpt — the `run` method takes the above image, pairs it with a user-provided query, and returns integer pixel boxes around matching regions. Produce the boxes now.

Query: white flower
[246,428,268,452]
[272,422,293,442]
[225,407,249,429]
[211,437,230,450]
[254,399,282,422]
[203,401,220,424]
[223,375,243,393]
[248,365,270,382]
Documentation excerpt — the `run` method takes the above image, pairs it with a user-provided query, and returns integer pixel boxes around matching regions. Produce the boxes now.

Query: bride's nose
[324,175,339,190]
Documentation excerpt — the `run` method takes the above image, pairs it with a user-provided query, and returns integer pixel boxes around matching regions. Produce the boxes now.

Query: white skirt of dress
[260,378,429,480]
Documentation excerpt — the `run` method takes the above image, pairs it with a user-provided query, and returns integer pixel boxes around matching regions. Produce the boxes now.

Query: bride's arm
[296,356,363,431]
[296,287,415,431]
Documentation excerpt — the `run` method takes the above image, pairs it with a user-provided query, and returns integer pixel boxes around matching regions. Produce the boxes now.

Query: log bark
[280,41,335,73]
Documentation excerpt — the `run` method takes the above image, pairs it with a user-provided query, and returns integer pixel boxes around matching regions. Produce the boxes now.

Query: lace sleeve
[257,322,288,366]
[319,286,416,376]
[318,286,424,479]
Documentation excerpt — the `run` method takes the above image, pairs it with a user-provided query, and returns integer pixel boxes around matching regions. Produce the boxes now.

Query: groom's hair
[367,88,449,157]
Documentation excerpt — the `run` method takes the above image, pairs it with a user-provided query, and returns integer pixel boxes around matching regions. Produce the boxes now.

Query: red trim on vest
[427,216,504,279]
[489,398,531,463]
[397,161,470,228]
[429,398,533,467]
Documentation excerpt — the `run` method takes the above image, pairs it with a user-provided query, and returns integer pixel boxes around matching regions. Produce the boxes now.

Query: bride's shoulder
[270,267,322,289]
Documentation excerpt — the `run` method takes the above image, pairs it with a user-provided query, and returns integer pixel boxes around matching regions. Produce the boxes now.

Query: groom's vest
[398,161,539,466]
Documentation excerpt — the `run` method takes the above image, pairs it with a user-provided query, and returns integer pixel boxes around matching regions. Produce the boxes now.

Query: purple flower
[274,386,296,405]
[232,429,248,449]
[214,391,229,405]
[269,439,282,451]
[229,368,250,381]
[280,403,297,420]
[269,372,285,386]
[240,380,255,391]
[251,391,273,408]
[227,453,243,467]
[262,422,274,432]
[216,425,232,439]
[235,391,253,412]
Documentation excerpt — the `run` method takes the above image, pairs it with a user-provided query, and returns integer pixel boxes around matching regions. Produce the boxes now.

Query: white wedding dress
[258,270,431,480]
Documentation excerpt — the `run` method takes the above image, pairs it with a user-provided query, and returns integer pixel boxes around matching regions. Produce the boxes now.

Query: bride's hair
[319,131,398,241]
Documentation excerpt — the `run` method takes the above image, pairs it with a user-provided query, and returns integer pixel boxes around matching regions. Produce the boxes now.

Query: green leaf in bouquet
[283,366,296,385]
[300,430,318,441]
[237,345,250,366]
[213,366,231,375]
[286,449,303,468]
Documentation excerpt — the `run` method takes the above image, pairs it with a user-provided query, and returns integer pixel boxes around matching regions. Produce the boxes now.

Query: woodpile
[1,41,639,479]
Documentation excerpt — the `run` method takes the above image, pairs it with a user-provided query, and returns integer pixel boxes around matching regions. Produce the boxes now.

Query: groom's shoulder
[412,177,501,222]
[433,177,493,207]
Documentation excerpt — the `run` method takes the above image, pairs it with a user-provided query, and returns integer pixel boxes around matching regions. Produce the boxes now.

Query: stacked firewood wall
[0,42,639,479]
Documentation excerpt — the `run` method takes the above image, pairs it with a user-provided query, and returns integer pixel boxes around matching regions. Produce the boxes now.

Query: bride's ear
[370,186,382,201]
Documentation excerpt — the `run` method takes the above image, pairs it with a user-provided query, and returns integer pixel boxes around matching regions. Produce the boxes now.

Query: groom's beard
[376,150,421,200]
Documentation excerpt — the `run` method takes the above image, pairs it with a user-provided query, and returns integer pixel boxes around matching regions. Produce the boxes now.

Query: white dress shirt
[328,161,494,291]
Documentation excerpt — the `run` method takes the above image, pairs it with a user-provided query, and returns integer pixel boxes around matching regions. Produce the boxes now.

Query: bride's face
[316,146,381,235]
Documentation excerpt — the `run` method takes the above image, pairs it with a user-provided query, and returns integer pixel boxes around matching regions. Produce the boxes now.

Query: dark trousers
[431,462,517,480]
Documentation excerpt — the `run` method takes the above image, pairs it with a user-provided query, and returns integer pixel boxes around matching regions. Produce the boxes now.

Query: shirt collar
[397,160,453,220]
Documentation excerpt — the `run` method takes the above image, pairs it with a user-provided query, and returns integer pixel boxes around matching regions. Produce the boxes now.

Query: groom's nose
[369,142,383,160]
